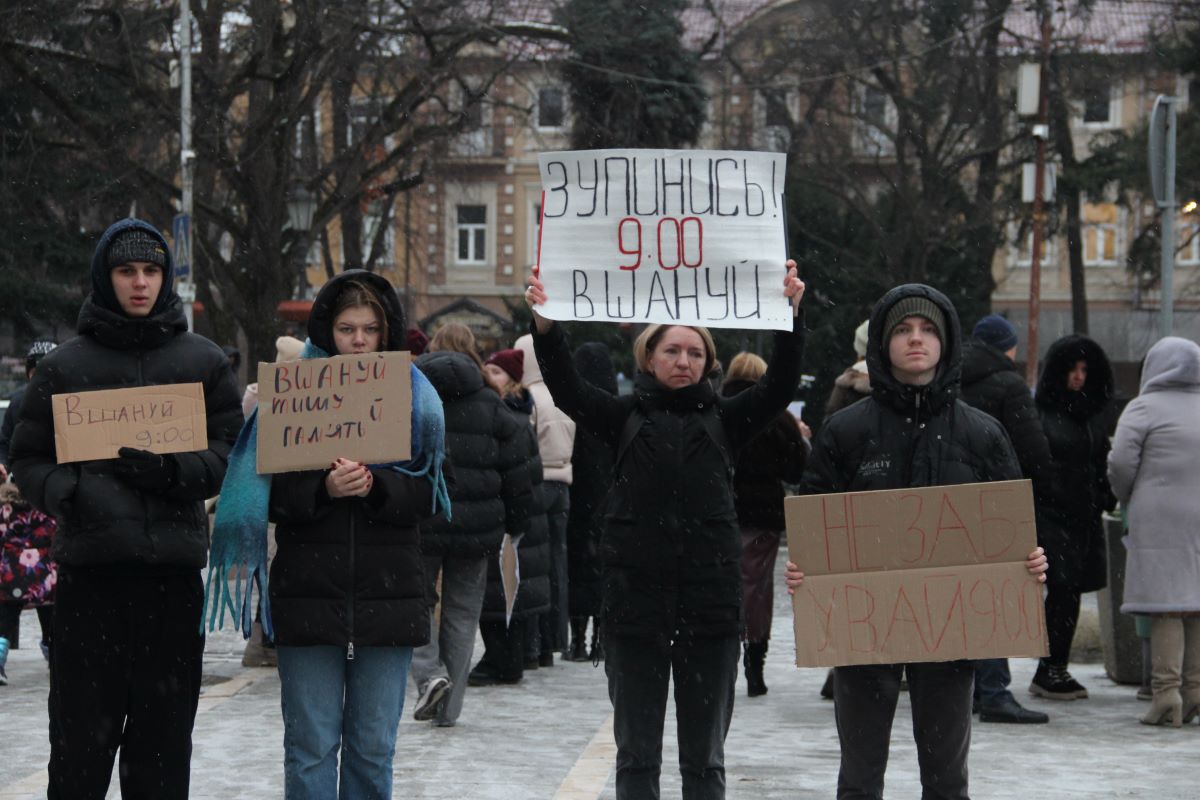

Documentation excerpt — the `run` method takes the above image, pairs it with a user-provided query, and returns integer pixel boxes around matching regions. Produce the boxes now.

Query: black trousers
[834,661,973,800]
[48,567,205,800]
[479,617,526,680]
[605,633,739,800]
[0,603,53,650]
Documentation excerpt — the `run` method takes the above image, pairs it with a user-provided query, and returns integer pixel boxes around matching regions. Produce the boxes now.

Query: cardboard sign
[536,149,791,331]
[52,384,208,464]
[255,352,411,473]
[785,480,1049,667]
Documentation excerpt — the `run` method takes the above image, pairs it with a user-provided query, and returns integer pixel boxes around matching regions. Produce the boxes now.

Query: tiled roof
[1000,0,1188,55]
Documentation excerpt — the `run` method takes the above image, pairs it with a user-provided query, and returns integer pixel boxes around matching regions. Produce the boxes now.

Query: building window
[1008,222,1057,268]
[537,86,566,130]
[456,204,487,264]
[854,85,896,156]
[1179,219,1200,267]
[1077,79,1120,128]
[1081,203,1123,267]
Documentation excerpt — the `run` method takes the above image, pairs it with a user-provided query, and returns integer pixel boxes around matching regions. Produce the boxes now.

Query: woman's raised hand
[524,274,553,334]
[325,458,373,499]
[783,259,805,315]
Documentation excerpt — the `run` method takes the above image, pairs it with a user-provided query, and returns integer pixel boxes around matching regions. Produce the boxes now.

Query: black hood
[865,283,962,413]
[960,338,1019,389]
[414,350,486,401]
[308,270,407,355]
[89,218,177,318]
[1036,334,1113,420]
[573,342,618,395]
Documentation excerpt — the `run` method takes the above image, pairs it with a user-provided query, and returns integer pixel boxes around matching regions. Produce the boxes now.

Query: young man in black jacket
[960,314,1054,724]
[787,285,1047,800]
[11,218,242,800]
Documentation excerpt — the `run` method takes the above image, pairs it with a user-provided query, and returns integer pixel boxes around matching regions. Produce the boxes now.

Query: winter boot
[744,641,768,697]
[589,622,604,662]
[1141,616,1183,727]
[1029,659,1088,700]
[1181,617,1200,724]
[0,636,8,686]
[564,617,590,662]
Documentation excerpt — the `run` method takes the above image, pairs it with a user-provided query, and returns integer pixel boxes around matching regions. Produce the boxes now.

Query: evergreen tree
[558,0,707,149]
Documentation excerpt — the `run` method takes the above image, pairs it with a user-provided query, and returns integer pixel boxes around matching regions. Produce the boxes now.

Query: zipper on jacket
[346,507,357,660]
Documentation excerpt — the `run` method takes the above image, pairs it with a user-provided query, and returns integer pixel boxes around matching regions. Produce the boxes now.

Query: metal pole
[1160,99,1177,338]
[180,0,195,331]
[1025,1,1051,388]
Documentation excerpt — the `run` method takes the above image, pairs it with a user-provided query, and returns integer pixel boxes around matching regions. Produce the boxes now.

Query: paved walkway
[1,560,1195,799]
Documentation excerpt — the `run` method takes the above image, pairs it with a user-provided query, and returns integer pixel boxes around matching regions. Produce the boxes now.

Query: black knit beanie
[882,296,945,343]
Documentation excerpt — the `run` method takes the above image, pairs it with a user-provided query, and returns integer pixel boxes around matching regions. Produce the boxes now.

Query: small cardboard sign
[536,148,792,331]
[785,480,1049,667]
[255,352,411,474]
[52,384,208,464]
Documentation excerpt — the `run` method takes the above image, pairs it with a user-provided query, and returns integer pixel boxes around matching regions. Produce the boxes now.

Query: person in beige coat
[1108,336,1200,727]
[515,334,576,661]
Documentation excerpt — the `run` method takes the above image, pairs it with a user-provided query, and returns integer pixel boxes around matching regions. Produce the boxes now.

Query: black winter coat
[0,386,26,469]
[267,270,435,648]
[959,339,1057,503]
[533,316,805,643]
[721,378,807,531]
[1034,335,1116,591]
[480,389,550,622]
[565,343,617,618]
[11,220,242,571]
[804,285,1021,499]
[414,351,536,558]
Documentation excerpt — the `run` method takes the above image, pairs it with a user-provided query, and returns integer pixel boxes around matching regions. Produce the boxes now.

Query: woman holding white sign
[524,263,805,800]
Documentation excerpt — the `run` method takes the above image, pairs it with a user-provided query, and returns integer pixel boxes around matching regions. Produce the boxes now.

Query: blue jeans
[973,658,1015,707]
[277,645,412,800]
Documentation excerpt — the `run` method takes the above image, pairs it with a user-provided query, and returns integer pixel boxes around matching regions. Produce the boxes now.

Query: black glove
[112,447,178,494]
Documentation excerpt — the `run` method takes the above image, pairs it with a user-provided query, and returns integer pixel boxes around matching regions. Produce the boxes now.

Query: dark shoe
[523,656,540,670]
[744,642,768,697]
[1029,661,1088,700]
[563,618,590,662]
[468,662,521,687]
[979,697,1049,724]
[820,669,834,700]
[413,676,452,721]
[538,651,554,668]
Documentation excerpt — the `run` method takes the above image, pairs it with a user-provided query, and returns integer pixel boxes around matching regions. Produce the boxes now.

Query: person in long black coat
[1030,333,1116,701]
[720,352,806,698]
[525,264,806,800]
[563,342,618,662]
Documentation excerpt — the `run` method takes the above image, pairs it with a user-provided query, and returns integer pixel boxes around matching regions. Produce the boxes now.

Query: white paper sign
[536,149,791,331]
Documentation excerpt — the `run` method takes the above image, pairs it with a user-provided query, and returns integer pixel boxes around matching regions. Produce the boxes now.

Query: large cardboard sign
[52,384,208,464]
[255,352,411,473]
[536,149,792,331]
[785,480,1049,667]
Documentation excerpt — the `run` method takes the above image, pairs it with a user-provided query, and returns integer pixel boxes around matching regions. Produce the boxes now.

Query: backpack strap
[615,402,733,478]
[615,406,645,469]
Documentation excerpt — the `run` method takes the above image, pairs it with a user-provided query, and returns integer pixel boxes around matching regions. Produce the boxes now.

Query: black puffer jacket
[267,270,435,648]
[415,351,536,558]
[480,389,550,621]
[804,285,1020,497]
[960,339,1057,504]
[533,316,805,643]
[720,378,807,531]
[1034,334,1116,591]
[565,343,617,618]
[11,218,242,571]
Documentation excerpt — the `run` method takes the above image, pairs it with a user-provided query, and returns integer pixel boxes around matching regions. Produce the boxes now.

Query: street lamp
[287,188,317,233]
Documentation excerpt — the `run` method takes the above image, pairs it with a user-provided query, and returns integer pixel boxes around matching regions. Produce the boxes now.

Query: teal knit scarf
[203,340,449,638]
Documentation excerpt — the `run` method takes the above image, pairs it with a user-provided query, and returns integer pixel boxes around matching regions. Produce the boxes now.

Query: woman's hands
[525,259,806,330]
[1026,546,1048,583]
[524,274,553,334]
[786,546,1048,596]
[325,457,373,499]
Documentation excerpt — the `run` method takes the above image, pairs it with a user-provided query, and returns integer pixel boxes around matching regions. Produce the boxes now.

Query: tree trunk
[1049,53,1089,334]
